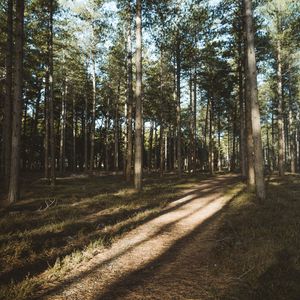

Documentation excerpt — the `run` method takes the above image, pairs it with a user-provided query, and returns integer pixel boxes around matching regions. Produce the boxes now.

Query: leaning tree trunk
[134,0,143,191]
[244,0,266,201]
[7,0,24,205]
[3,0,13,186]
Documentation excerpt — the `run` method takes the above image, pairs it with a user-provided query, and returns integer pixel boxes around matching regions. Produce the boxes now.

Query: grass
[1,173,299,300]
[206,174,300,299]
[0,172,209,300]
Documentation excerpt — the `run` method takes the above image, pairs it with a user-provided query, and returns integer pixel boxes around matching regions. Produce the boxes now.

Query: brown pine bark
[134,0,143,191]
[84,90,88,172]
[277,38,285,177]
[49,0,56,186]
[7,0,24,204]
[59,80,67,175]
[125,4,133,181]
[72,95,76,172]
[90,57,96,172]
[244,0,266,200]
[3,0,13,185]
[176,41,182,178]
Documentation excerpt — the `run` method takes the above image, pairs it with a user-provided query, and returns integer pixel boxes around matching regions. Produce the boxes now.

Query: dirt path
[40,175,241,300]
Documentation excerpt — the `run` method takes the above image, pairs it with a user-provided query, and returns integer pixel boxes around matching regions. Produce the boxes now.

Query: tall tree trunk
[84,91,88,172]
[30,89,41,169]
[49,0,56,186]
[90,57,96,171]
[159,48,164,177]
[244,0,266,200]
[72,95,76,172]
[3,0,13,185]
[239,41,247,178]
[148,122,154,171]
[105,111,110,172]
[244,30,255,188]
[192,71,197,173]
[209,99,214,175]
[44,72,49,178]
[114,83,120,171]
[159,126,164,177]
[176,42,182,178]
[277,38,285,177]
[231,102,237,171]
[126,4,133,181]
[59,80,67,175]
[7,0,24,204]
[134,0,143,191]
[218,112,222,172]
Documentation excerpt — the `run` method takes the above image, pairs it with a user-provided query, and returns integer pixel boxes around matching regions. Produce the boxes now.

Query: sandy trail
[40,175,241,300]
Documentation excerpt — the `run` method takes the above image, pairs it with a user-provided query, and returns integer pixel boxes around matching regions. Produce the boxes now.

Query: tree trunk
[134,0,143,191]
[193,71,197,172]
[84,91,88,172]
[49,0,56,186]
[176,42,182,178]
[90,57,96,172]
[244,22,255,188]
[209,98,214,175]
[7,0,24,204]
[3,0,13,185]
[148,122,153,171]
[277,38,285,177]
[244,0,266,201]
[126,4,133,181]
[72,95,76,172]
[59,80,67,175]
[114,83,120,171]
[238,41,247,178]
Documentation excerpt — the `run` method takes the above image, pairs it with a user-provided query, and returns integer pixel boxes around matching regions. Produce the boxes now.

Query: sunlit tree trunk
[243,10,255,188]
[134,0,143,191]
[7,0,24,204]
[244,0,266,200]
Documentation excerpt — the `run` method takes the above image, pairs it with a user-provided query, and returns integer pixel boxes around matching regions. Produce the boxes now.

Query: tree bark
[176,41,182,178]
[277,38,285,177]
[90,57,96,172]
[134,0,143,191]
[244,0,266,200]
[7,0,24,204]
[59,80,67,175]
[49,0,56,186]
[3,0,13,185]
[125,4,133,181]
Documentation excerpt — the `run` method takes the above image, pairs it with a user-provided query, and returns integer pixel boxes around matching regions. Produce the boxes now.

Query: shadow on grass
[32,176,242,300]
[0,173,236,290]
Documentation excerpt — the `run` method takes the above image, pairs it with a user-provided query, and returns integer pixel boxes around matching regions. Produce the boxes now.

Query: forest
[0,0,300,299]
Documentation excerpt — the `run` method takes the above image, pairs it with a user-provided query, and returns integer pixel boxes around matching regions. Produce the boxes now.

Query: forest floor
[0,173,300,299]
